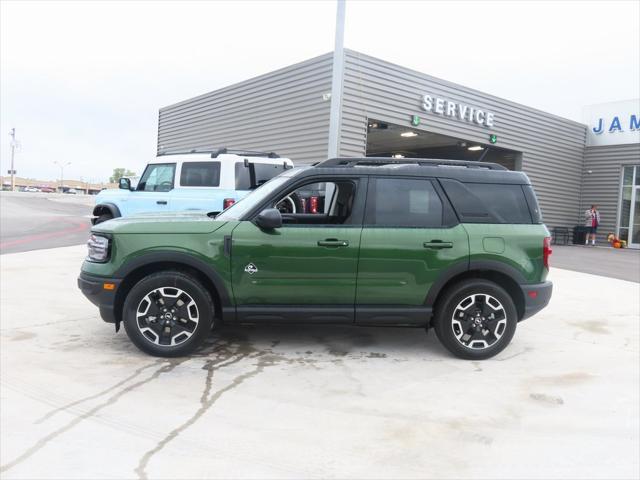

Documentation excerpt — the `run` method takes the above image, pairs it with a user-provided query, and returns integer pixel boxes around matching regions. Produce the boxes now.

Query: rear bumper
[77,272,122,323]
[520,281,553,320]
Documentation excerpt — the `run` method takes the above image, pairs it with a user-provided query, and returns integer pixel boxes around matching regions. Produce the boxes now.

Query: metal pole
[327,0,346,159]
[54,161,70,193]
[9,128,16,192]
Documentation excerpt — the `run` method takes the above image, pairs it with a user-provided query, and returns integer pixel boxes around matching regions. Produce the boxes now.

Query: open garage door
[366,120,522,170]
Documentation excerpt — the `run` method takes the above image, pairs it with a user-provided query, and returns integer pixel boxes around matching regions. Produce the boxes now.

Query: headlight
[87,234,110,262]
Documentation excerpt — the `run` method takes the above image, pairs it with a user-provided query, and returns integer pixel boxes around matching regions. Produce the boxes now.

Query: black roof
[291,157,531,185]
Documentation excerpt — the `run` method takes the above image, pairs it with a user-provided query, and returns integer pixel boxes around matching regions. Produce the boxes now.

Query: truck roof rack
[316,157,507,170]
[158,147,280,159]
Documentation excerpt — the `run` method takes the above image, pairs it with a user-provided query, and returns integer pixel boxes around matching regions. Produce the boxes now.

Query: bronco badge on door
[244,263,258,275]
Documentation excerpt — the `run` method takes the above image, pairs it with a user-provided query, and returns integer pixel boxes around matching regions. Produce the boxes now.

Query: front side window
[365,178,443,227]
[215,175,293,221]
[272,180,357,225]
[180,162,220,187]
[137,163,176,192]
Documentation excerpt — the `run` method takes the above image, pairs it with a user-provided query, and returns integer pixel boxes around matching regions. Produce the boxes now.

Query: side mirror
[119,177,132,190]
[255,208,282,229]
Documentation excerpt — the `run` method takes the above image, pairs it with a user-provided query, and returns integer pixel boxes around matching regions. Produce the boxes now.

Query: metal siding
[157,53,333,165]
[581,143,640,242]
[339,50,587,229]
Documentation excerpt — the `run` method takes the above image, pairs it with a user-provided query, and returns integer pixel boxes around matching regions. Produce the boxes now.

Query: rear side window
[365,178,443,227]
[235,162,289,190]
[440,179,533,224]
[523,185,543,223]
[180,162,220,187]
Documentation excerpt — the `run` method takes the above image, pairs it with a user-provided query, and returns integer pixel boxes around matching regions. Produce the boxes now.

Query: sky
[1,0,639,183]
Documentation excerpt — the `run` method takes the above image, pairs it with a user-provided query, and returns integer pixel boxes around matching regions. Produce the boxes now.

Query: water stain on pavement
[569,320,611,335]
[5,331,37,341]
[0,357,189,474]
[532,372,595,385]
[529,392,564,405]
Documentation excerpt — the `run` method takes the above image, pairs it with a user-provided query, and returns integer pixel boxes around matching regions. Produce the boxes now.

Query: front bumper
[78,272,122,323]
[520,281,553,320]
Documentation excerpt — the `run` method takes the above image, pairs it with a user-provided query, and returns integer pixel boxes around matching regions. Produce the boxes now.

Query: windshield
[215,175,292,221]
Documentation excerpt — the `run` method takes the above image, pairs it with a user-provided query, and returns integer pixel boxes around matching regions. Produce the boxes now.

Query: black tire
[95,213,113,224]
[433,279,517,360]
[122,271,215,357]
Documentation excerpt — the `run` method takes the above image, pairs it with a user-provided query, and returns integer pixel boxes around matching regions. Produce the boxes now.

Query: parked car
[66,188,78,194]
[91,149,293,224]
[39,187,56,193]
[24,186,40,192]
[78,157,553,359]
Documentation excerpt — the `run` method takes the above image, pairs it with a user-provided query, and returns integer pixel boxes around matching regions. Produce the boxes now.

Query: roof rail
[316,157,507,170]
[158,147,280,158]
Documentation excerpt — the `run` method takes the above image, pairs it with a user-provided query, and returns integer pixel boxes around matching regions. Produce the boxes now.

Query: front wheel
[433,279,517,360]
[122,271,215,357]
[95,213,113,224]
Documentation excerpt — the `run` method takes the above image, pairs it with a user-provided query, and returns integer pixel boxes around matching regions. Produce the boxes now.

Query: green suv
[78,158,553,360]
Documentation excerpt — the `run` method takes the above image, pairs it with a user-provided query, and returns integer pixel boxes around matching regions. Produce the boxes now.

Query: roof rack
[316,157,507,170]
[158,147,280,159]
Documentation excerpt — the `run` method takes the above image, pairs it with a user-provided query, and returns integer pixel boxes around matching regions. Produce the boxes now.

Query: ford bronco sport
[91,149,293,224]
[78,157,553,360]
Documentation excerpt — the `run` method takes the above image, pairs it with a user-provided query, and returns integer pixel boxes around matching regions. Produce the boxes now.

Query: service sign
[583,99,640,146]
[421,94,495,128]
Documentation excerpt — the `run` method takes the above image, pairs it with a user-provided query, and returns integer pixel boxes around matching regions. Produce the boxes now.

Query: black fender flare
[92,202,122,219]
[424,259,526,307]
[113,251,233,310]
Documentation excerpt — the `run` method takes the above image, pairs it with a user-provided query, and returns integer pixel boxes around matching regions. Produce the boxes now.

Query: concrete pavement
[551,244,640,283]
[1,246,638,479]
[0,192,93,254]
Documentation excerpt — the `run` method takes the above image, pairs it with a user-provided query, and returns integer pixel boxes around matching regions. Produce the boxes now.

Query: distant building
[0,176,116,194]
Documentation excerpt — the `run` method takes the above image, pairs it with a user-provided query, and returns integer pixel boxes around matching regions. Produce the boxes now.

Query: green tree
[109,168,136,183]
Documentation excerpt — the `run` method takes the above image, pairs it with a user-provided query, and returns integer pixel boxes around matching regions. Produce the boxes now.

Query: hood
[95,188,126,202]
[92,210,227,234]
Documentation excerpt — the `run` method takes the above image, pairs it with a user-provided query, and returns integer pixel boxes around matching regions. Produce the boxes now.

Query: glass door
[619,165,640,249]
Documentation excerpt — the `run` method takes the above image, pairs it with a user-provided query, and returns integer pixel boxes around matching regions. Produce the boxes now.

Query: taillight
[309,196,318,214]
[223,198,235,209]
[543,236,552,269]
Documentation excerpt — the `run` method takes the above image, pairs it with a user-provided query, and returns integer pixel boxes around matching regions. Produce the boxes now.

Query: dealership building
[157,50,640,247]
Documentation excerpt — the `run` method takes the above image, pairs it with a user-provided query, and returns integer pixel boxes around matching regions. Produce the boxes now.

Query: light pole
[53,161,71,193]
[327,0,346,159]
[9,128,17,192]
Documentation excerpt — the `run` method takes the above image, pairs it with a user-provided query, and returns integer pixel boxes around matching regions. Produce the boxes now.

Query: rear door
[355,176,469,324]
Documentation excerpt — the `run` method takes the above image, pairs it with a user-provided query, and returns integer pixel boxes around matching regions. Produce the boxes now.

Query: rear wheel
[122,271,214,357]
[433,279,517,360]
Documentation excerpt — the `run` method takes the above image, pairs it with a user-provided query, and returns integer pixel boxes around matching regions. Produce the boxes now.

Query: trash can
[552,227,570,245]
[572,226,590,245]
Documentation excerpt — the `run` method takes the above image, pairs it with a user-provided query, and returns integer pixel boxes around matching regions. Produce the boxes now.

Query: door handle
[423,240,453,249]
[318,239,349,247]
[157,200,167,205]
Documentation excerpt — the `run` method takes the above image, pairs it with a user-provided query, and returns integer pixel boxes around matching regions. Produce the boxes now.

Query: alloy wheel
[136,287,199,347]
[451,293,507,350]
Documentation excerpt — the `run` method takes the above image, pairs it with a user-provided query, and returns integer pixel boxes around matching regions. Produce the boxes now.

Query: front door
[230,178,365,321]
[126,163,175,215]
[355,177,469,323]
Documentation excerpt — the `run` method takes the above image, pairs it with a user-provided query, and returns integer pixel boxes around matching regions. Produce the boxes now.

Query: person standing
[584,205,601,246]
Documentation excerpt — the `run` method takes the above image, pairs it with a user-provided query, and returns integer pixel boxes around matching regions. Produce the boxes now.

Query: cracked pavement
[1,246,638,479]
